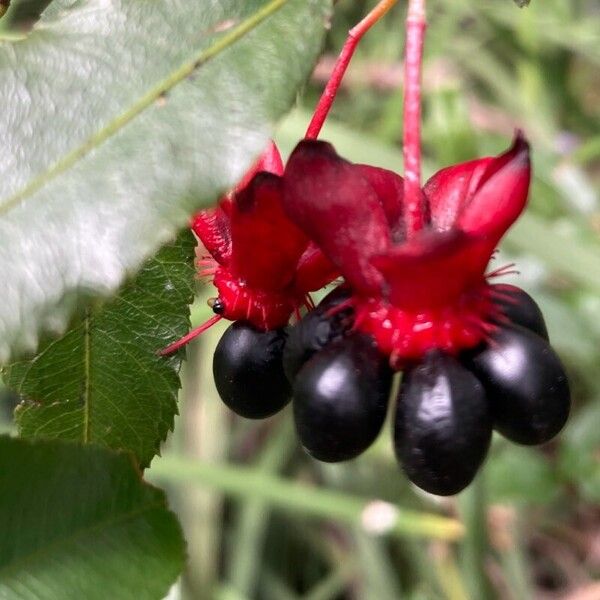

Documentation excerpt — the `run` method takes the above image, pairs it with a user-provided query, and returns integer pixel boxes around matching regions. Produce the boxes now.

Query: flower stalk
[403,0,427,237]
[305,0,398,140]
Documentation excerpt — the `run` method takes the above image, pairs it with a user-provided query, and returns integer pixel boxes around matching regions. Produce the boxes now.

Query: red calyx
[283,133,531,368]
[191,141,337,331]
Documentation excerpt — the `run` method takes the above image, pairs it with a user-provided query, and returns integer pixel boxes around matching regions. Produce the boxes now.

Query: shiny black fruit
[293,333,392,462]
[394,352,492,496]
[213,322,291,419]
[283,285,353,382]
[465,326,570,445]
[492,283,549,340]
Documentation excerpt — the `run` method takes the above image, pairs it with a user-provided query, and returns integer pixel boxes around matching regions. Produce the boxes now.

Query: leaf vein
[0,0,290,215]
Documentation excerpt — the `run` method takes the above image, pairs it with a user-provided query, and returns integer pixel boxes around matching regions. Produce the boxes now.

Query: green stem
[226,417,296,597]
[179,326,228,600]
[354,530,404,599]
[149,455,464,541]
[498,510,533,600]
[430,543,469,600]
[260,568,300,600]
[303,561,355,600]
[458,474,494,600]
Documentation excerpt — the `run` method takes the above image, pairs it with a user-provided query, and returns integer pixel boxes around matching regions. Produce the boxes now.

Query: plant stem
[158,314,222,356]
[303,561,355,600]
[430,542,469,600]
[355,530,404,599]
[226,417,296,597]
[498,510,533,600]
[149,454,464,541]
[403,0,427,236]
[305,0,398,140]
[178,325,228,600]
[458,474,495,600]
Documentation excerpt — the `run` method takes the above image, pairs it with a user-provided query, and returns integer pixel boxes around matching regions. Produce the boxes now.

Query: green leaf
[0,0,332,363]
[0,436,185,599]
[3,231,195,467]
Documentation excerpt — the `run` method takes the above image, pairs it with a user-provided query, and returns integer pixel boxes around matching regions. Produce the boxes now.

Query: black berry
[213,322,291,419]
[492,283,549,340]
[283,285,353,382]
[394,351,492,496]
[465,325,570,445]
[293,333,392,462]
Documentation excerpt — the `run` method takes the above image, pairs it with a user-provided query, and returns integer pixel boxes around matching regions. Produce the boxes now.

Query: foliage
[0,0,333,596]
[0,437,185,600]
[0,0,330,363]
[1,0,599,598]
[156,0,599,597]
[3,231,195,468]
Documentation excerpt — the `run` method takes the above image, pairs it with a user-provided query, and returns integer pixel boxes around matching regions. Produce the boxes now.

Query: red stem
[158,314,222,356]
[403,0,427,237]
[305,0,397,140]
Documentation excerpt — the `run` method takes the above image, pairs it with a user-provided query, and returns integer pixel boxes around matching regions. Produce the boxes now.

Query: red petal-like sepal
[230,172,308,291]
[353,164,405,241]
[371,230,491,309]
[283,140,391,295]
[190,141,284,266]
[235,140,284,192]
[295,242,339,293]
[424,157,493,232]
[457,133,531,244]
[191,205,232,266]
[424,133,531,242]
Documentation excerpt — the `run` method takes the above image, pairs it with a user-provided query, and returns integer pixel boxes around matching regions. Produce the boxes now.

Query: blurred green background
[2,0,600,598]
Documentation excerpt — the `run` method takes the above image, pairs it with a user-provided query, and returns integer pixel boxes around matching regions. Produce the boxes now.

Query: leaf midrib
[0,0,290,216]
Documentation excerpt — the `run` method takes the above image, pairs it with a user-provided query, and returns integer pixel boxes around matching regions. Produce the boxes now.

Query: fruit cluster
[161,0,571,496]
[277,136,570,495]
[201,134,571,497]
[284,281,569,496]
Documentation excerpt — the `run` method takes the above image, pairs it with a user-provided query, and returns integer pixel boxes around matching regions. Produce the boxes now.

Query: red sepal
[230,172,308,291]
[370,134,530,313]
[424,133,530,243]
[235,140,284,192]
[191,205,232,266]
[283,140,391,295]
[295,242,339,293]
[457,133,530,243]
[424,158,493,232]
[281,135,532,366]
[353,164,405,241]
[371,230,491,310]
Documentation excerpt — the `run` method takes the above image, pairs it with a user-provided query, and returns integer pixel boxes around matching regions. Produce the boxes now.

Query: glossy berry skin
[492,284,549,340]
[394,352,492,496]
[283,285,353,382]
[293,333,392,462]
[465,326,570,445]
[213,322,291,419]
